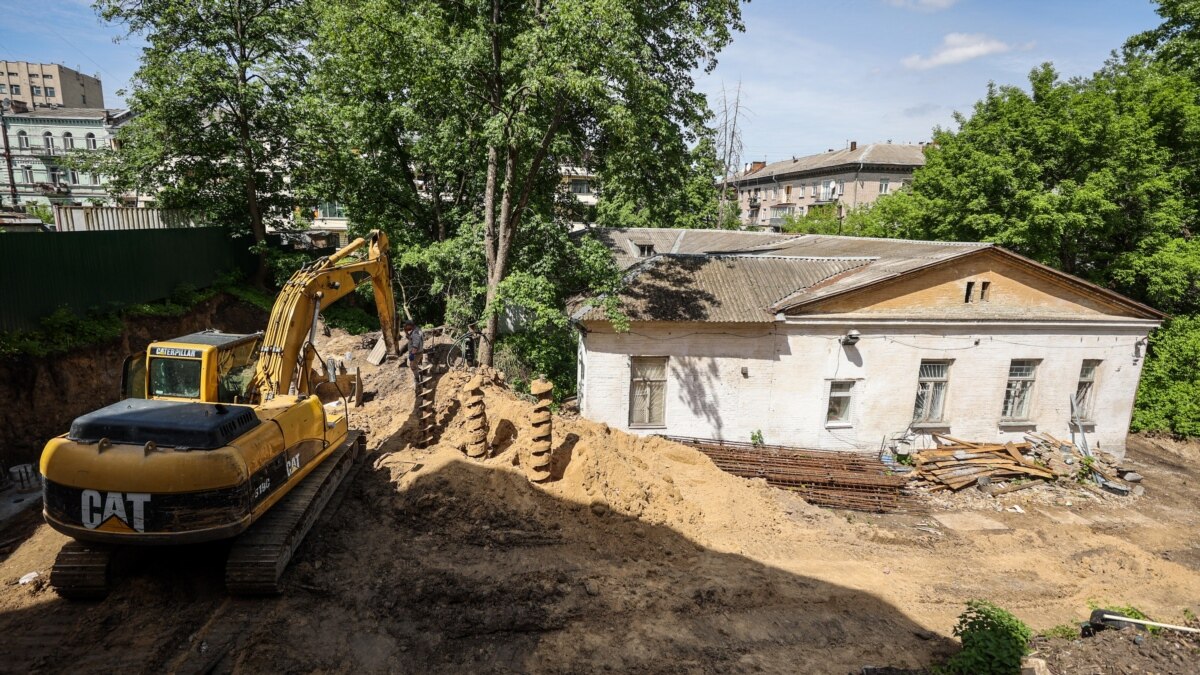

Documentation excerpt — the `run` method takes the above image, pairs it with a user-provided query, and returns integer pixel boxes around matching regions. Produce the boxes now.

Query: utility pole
[0,100,19,207]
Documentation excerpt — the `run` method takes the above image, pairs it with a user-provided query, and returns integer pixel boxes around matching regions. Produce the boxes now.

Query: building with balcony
[1,61,105,109]
[727,142,926,230]
[0,104,132,207]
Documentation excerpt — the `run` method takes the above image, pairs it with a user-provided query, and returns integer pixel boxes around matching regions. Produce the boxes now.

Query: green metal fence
[0,228,255,333]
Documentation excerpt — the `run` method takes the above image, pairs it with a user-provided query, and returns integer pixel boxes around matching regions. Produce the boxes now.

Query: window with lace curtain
[912,360,950,423]
[629,356,667,427]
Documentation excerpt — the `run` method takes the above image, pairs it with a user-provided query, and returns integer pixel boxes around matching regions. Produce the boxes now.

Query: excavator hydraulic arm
[252,230,398,400]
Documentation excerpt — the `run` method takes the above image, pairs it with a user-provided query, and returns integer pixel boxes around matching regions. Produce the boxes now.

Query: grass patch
[1037,623,1080,640]
[0,276,254,358]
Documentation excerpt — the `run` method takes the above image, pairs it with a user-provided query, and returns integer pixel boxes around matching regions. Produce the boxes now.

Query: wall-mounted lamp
[840,329,861,346]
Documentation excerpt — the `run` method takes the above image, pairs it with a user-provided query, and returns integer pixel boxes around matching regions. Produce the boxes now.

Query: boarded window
[1002,359,1038,420]
[629,357,667,426]
[826,381,854,424]
[1073,360,1100,421]
[912,361,950,422]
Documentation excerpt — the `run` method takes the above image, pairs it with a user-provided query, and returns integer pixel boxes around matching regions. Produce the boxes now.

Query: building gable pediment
[781,248,1164,322]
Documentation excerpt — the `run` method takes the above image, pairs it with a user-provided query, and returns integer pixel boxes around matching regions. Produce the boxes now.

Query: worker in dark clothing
[403,320,424,380]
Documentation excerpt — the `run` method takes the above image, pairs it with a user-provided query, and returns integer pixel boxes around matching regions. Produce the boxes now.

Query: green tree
[312,0,744,365]
[89,0,313,286]
[862,59,1200,315]
[597,135,739,230]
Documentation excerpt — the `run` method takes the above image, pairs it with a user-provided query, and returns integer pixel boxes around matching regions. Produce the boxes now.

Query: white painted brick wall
[580,321,1151,458]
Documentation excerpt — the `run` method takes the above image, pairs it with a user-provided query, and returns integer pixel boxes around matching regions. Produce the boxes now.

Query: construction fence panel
[52,206,201,232]
[0,227,255,333]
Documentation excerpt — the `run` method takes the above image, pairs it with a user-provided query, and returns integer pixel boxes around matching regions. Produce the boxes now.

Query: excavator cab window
[120,353,147,400]
[149,358,203,399]
[216,339,260,403]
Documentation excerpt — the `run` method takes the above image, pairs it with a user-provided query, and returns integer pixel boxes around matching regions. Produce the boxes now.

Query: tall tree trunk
[480,0,504,367]
[480,144,500,366]
[238,115,267,288]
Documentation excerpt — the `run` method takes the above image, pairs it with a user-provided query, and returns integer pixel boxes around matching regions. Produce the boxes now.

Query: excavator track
[50,541,114,600]
[225,431,365,595]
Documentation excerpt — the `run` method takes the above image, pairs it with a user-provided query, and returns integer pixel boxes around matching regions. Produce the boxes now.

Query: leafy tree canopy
[88,0,314,285]
[861,58,1200,315]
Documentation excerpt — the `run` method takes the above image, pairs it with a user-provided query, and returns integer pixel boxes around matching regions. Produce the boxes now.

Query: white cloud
[884,0,960,11]
[902,33,1013,70]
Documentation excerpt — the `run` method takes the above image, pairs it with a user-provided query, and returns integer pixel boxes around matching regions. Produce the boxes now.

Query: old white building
[574,228,1162,457]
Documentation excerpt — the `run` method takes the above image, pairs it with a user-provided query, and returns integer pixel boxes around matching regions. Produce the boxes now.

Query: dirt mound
[364,363,819,552]
[2,327,1199,673]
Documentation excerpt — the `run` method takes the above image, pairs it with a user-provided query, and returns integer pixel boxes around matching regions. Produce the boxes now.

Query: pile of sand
[356,359,821,552]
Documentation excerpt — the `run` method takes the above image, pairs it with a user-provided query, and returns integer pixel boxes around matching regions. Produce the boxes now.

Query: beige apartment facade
[0,62,105,109]
[728,142,926,230]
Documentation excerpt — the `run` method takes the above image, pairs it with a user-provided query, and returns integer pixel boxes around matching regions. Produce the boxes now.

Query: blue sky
[0,0,1164,163]
[698,0,1164,162]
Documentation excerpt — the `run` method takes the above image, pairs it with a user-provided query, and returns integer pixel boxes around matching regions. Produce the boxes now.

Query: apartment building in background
[1,104,132,207]
[1,62,105,109]
[727,142,926,230]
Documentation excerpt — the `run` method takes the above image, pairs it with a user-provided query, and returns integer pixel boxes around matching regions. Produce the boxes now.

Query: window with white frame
[45,86,55,97]
[1001,359,1039,420]
[820,180,834,201]
[10,85,19,95]
[85,133,97,150]
[826,380,855,424]
[629,357,667,427]
[20,166,33,183]
[912,361,950,423]
[62,132,73,149]
[17,130,28,149]
[69,169,80,185]
[31,85,42,96]
[43,132,55,149]
[0,84,6,93]
[880,178,890,194]
[1073,360,1101,421]
[91,172,101,185]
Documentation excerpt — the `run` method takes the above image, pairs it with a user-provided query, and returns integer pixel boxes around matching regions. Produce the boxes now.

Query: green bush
[945,600,1031,675]
[1132,315,1200,436]
[323,304,378,334]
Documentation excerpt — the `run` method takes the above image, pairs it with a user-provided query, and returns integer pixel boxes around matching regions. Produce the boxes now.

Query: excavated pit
[1,327,1199,673]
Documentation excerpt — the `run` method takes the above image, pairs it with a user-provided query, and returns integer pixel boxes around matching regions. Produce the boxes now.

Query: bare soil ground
[1,329,1198,674]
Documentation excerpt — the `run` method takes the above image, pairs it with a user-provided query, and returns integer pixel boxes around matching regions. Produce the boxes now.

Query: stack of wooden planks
[910,433,1056,492]
[662,435,909,512]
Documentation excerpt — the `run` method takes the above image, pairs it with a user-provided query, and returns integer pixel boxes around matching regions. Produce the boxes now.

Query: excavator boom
[253,231,398,400]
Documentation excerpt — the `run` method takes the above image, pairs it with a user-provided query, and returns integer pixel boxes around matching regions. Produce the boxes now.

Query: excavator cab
[121,330,264,403]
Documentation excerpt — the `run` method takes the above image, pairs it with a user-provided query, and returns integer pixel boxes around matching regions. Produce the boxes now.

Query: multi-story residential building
[727,142,926,230]
[0,61,105,109]
[0,103,132,207]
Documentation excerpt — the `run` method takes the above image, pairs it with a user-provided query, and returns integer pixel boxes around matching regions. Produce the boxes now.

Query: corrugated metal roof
[729,143,926,184]
[580,254,873,323]
[586,227,799,270]
[580,229,1162,323]
[749,235,991,310]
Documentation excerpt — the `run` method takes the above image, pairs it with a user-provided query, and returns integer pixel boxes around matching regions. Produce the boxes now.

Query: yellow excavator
[40,231,398,598]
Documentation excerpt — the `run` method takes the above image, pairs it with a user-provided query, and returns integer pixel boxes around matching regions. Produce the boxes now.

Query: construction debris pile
[909,432,1142,495]
[663,436,908,512]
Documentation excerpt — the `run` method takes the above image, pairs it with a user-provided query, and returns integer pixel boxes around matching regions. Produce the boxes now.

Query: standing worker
[403,320,425,381]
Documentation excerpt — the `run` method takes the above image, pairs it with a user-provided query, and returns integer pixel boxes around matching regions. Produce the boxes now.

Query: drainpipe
[0,107,18,206]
